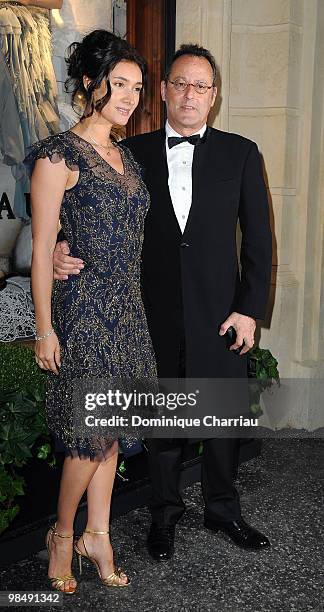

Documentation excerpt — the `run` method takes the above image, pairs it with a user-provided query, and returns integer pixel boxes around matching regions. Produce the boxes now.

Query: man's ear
[161,80,167,101]
[211,86,217,107]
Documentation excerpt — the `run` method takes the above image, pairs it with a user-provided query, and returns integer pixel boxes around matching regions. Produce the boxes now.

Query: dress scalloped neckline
[68,130,126,177]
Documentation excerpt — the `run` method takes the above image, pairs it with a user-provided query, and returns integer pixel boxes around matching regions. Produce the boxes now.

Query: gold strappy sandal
[46,523,77,595]
[74,528,129,587]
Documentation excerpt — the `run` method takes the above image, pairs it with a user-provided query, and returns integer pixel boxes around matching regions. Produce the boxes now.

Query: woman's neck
[75,119,112,145]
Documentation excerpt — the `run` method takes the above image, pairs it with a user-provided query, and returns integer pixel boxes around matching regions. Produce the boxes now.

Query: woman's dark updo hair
[65,30,147,122]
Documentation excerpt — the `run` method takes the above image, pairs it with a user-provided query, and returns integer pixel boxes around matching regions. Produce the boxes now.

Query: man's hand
[53,241,84,280]
[219,312,256,355]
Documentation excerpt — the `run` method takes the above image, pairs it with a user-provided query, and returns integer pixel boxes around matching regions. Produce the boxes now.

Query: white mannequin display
[0,0,62,218]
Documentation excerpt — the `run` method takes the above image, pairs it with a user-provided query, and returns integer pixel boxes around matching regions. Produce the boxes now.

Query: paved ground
[0,439,323,612]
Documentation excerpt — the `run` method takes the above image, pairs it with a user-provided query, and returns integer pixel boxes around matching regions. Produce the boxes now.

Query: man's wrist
[232,311,256,322]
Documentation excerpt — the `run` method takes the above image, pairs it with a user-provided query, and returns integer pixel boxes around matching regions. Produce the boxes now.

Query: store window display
[0,0,62,341]
[0,0,62,219]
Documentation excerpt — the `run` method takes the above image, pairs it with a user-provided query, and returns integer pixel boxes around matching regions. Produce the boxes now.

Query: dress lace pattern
[24,131,157,460]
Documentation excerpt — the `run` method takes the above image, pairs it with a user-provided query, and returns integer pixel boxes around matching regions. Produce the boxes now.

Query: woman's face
[87,60,143,126]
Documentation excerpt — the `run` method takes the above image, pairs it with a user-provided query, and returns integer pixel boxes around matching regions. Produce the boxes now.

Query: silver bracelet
[35,328,54,341]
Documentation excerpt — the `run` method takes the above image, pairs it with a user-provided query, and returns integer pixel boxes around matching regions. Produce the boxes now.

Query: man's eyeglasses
[168,78,214,94]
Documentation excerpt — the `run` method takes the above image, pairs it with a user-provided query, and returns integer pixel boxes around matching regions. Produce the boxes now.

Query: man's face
[161,55,217,135]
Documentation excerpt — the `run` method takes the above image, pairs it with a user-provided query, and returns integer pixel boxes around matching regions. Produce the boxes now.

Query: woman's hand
[35,333,61,375]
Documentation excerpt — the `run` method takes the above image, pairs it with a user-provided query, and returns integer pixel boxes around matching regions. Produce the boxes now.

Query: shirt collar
[165,120,207,145]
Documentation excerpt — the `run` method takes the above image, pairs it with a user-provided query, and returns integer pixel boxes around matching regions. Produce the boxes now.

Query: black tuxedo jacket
[124,126,272,379]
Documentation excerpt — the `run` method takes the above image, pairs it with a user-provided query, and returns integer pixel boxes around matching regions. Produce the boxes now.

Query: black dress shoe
[147,523,175,560]
[204,517,270,550]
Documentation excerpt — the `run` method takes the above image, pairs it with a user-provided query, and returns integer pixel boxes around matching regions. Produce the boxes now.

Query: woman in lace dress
[25,30,157,594]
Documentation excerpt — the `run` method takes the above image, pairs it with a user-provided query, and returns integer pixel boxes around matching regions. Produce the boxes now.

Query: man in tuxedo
[53,44,272,559]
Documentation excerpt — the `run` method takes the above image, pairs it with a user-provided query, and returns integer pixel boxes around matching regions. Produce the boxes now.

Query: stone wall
[176,0,324,428]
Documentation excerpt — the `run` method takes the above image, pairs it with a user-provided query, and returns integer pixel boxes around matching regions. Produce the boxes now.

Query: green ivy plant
[0,343,44,396]
[0,344,54,535]
[248,347,280,416]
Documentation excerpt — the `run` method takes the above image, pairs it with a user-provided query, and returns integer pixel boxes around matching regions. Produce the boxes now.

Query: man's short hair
[164,43,218,86]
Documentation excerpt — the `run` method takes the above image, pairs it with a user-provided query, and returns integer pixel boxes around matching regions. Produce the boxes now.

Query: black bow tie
[168,134,201,149]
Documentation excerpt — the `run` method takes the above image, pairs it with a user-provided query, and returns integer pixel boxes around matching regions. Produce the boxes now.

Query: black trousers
[146,341,242,525]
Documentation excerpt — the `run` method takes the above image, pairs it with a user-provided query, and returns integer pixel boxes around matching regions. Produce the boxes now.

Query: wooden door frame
[126,0,176,136]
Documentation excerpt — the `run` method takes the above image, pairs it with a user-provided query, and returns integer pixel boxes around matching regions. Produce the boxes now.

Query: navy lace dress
[25,131,157,460]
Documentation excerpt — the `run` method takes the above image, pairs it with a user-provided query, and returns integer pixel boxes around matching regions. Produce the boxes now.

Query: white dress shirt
[165,120,207,233]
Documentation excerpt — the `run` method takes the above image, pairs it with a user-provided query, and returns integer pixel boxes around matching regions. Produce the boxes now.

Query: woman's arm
[18,0,63,9]
[31,156,68,373]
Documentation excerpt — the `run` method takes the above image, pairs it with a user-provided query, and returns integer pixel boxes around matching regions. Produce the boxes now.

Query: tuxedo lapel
[148,129,182,240]
[182,126,212,240]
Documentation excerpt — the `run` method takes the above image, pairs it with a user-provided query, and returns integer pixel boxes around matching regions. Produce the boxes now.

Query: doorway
[112,0,176,135]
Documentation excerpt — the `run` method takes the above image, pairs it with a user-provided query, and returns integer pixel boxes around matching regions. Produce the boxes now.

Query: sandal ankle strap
[84,528,109,535]
[50,523,74,539]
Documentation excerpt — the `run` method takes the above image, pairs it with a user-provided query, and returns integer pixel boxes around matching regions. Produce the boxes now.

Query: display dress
[0,1,60,218]
[24,131,158,461]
